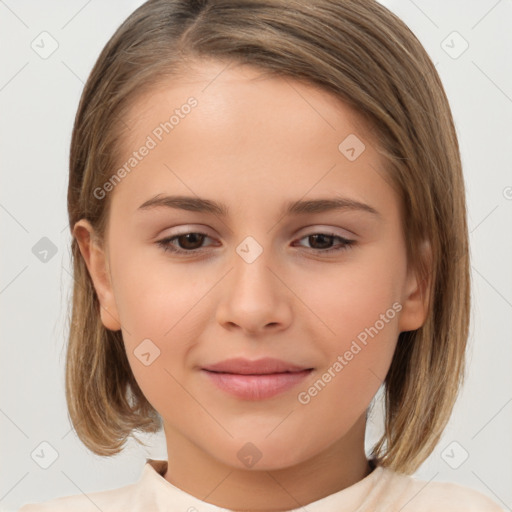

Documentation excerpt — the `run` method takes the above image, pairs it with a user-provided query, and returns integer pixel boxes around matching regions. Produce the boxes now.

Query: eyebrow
[137,194,381,218]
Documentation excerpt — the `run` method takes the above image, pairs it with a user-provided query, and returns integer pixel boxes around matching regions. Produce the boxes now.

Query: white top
[18,458,504,511]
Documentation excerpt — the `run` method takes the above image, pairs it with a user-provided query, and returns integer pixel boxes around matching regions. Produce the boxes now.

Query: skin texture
[74,60,430,511]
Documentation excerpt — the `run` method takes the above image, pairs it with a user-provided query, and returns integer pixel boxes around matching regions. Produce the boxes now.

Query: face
[75,60,428,471]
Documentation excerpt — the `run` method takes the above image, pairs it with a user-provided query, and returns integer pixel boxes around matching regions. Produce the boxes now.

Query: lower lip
[202,369,313,400]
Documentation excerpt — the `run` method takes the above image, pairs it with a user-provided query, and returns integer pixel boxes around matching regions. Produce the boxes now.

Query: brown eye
[294,233,355,254]
[157,232,213,254]
[306,234,334,250]
[175,233,206,250]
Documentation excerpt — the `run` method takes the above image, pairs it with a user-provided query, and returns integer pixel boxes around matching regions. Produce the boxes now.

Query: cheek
[301,251,403,344]
[112,251,208,341]
[294,252,402,406]
[110,255,209,399]
[296,297,399,443]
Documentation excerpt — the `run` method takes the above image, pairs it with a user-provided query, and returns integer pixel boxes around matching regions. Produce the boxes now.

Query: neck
[162,413,371,511]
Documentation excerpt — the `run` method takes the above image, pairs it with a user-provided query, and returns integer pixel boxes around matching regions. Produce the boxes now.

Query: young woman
[19,0,503,510]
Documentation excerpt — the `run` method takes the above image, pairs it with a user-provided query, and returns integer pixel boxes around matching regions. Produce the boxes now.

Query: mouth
[201,357,314,400]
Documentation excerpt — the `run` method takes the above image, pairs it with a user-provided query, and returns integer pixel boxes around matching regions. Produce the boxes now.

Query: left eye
[156,231,355,256]
[294,233,355,253]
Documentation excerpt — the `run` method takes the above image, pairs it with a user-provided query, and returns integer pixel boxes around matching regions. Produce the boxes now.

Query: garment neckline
[142,457,386,511]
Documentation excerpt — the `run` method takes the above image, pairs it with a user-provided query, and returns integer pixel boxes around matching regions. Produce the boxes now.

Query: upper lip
[202,357,312,375]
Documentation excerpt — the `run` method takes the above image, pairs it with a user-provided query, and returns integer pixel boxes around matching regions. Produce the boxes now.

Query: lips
[202,357,311,375]
[201,357,314,400]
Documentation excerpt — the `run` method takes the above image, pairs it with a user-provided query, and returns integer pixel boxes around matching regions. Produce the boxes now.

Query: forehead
[109,59,394,221]
[121,59,373,150]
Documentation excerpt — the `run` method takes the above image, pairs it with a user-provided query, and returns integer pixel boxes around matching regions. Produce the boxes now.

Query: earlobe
[73,219,122,331]
[397,240,432,333]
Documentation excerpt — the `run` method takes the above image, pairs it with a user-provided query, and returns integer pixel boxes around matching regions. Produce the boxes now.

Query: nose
[215,244,293,335]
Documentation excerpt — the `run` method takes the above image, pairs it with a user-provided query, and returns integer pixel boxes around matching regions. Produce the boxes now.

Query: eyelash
[156,231,355,256]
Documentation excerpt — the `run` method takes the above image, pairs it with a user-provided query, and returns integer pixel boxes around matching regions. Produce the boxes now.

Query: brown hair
[66,0,469,474]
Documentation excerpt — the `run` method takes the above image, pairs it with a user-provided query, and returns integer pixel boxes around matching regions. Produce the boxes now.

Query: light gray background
[1,1,511,511]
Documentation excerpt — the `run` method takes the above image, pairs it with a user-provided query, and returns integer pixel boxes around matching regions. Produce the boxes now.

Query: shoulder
[17,459,170,512]
[379,468,505,511]
[17,480,144,512]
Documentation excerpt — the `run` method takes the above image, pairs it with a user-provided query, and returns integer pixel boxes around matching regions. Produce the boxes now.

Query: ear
[397,239,432,333]
[73,219,122,331]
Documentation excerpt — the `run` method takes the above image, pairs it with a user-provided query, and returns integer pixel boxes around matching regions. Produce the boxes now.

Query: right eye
[156,232,215,255]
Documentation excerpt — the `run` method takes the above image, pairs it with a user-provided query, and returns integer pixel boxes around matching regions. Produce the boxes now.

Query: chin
[213,436,317,472]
